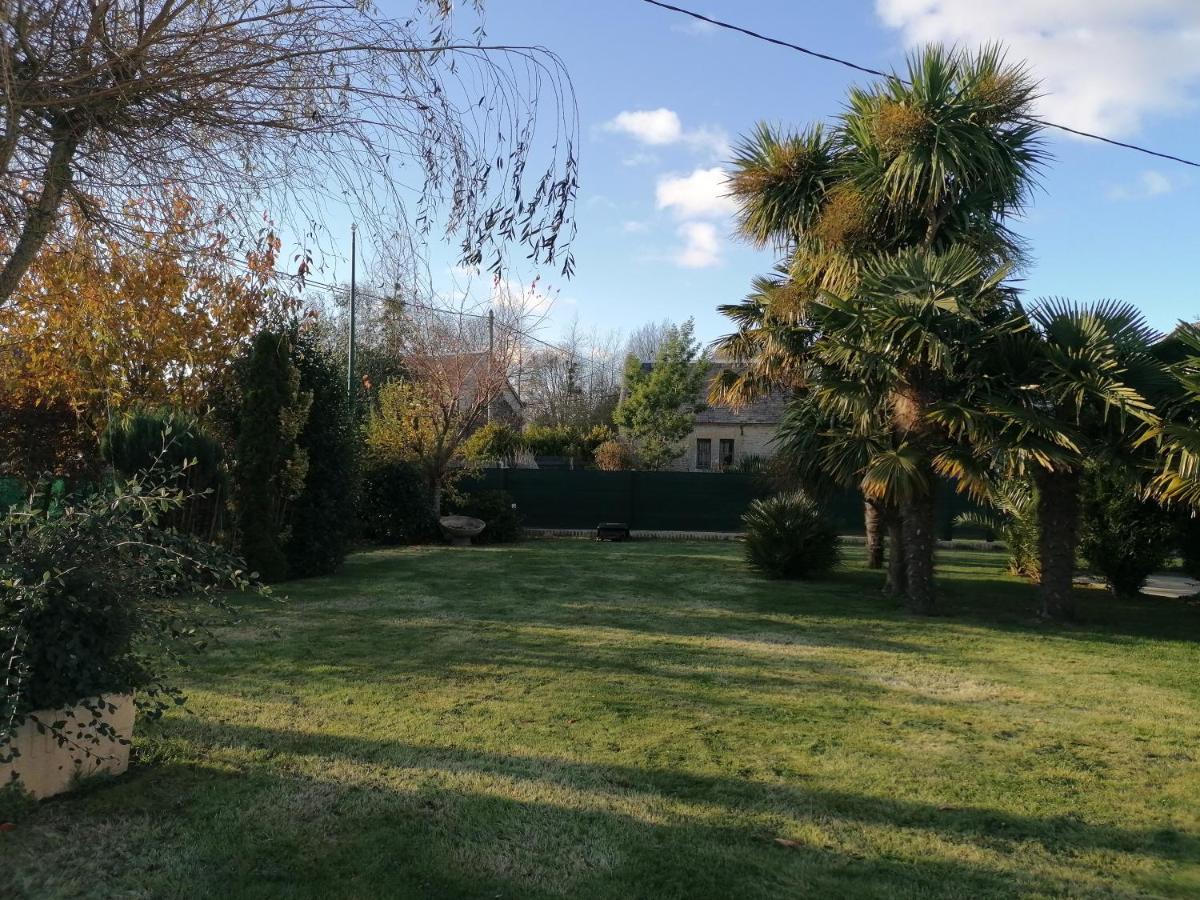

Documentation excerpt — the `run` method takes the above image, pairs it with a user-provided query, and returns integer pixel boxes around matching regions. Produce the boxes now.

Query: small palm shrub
[1079,463,1177,597]
[742,491,840,579]
[955,480,1040,580]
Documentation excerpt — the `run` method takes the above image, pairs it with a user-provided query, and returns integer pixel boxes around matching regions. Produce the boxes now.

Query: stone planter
[0,694,135,799]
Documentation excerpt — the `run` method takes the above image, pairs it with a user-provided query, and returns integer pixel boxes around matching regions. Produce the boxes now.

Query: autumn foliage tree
[0,193,287,456]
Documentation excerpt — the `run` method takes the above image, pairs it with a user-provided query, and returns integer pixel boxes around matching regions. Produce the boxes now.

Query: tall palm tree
[717,44,1046,610]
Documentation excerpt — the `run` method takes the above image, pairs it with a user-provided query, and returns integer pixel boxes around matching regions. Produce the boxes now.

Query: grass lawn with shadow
[2,540,1199,899]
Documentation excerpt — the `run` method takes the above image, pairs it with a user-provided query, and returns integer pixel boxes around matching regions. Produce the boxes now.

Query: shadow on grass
[194,722,1199,866]
[9,739,1156,900]
[12,722,1178,899]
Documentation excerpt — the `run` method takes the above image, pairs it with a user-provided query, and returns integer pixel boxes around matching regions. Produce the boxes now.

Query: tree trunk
[864,498,884,569]
[884,511,907,596]
[0,123,81,305]
[901,491,937,615]
[1035,468,1081,622]
[430,481,443,519]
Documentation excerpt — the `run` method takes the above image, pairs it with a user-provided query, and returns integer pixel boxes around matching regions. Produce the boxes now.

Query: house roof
[637,361,789,426]
[696,364,789,425]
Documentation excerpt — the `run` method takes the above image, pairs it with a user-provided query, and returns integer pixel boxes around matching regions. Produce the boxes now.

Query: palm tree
[938,300,1167,620]
[1144,323,1200,510]
[717,44,1046,611]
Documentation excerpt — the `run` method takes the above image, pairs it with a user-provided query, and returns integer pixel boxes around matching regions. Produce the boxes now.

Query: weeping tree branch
[0,0,578,305]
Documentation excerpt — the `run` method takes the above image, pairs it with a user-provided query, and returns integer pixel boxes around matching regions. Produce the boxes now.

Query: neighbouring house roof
[633,361,790,426]
[423,351,524,414]
[696,363,790,425]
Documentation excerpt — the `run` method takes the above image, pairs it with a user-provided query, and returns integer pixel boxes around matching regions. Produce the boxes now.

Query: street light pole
[347,223,357,403]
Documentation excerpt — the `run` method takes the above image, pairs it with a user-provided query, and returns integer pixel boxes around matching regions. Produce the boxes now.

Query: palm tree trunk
[884,511,907,596]
[864,498,884,569]
[901,492,937,614]
[1035,468,1080,622]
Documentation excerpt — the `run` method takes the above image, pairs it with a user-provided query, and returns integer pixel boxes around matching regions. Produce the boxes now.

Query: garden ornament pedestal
[439,515,486,547]
[1,694,135,799]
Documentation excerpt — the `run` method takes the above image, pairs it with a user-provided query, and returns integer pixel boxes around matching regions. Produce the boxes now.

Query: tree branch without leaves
[0,0,578,305]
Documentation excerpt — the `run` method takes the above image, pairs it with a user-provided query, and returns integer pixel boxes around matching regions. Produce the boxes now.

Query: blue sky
[360,0,1200,344]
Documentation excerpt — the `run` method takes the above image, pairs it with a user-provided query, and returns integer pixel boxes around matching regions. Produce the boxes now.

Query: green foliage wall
[100,408,225,540]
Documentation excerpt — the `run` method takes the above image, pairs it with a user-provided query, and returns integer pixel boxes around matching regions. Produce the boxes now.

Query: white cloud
[673,222,722,268]
[623,220,649,233]
[671,19,717,37]
[622,151,660,168]
[605,108,729,157]
[606,108,683,145]
[656,167,736,219]
[875,0,1200,135]
[1108,169,1175,200]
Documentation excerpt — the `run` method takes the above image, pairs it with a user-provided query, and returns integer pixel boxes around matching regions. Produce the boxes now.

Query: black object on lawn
[596,522,630,541]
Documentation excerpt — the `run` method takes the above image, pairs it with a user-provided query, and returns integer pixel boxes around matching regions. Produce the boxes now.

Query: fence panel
[460,469,988,536]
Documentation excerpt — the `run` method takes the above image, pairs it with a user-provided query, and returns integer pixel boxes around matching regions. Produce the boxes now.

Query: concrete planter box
[1,694,135,799]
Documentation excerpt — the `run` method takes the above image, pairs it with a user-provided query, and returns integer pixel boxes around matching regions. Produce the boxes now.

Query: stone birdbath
[439,515,486,547]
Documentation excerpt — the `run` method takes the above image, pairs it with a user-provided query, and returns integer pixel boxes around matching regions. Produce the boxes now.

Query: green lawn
[3,540,1199,899]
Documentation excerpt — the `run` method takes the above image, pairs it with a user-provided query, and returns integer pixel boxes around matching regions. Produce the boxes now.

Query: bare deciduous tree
[624,318,675,364]
[0,0,578,304]
[364,295,531,514]
[519,317,623,427]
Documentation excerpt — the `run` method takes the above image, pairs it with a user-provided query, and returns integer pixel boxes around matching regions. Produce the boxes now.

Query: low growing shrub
[100,408,225,540]
[955,480,1040,580]
[358,461,437,545]
[449,489,523,544]
[594,438,635,471]
[742,491,840,579]
[1079,463,1177,597]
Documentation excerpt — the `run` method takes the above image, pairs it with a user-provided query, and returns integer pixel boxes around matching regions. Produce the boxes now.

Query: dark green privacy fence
[460,470,986,538]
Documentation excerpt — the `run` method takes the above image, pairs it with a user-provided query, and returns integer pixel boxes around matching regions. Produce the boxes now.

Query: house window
[719,439,735,469]
[695,438,712,470]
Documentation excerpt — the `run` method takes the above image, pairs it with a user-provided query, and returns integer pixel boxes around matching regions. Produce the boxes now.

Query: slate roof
[696,364,789,426]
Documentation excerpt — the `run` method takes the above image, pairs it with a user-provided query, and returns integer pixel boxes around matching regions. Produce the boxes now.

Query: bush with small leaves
[742,491,840,579]
[357,461,437,545]
[449,489,523,544]
[0,472,259,764]
[594,438,635,471]
[1079,463,1177,597]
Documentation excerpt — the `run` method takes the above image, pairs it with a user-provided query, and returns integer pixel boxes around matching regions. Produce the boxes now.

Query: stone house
[669,365,788,472]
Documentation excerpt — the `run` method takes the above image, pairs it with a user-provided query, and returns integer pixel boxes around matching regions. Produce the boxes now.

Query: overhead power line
[638,0,1200,170]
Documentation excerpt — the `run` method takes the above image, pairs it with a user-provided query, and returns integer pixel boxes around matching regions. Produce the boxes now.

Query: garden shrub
[449,489,522,543]
[955,479,1040,580]
[357,461,437,545]
[594,437,635,471]
[1079,463,1177,597]
[100,408,225,540]
[522,423,614,464]
[229,330,312,583]
[463,422,524,465]
[0,474,257,763]
[1179,514,1200,580]
[742,491,840,579]
[285,325,358,578]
